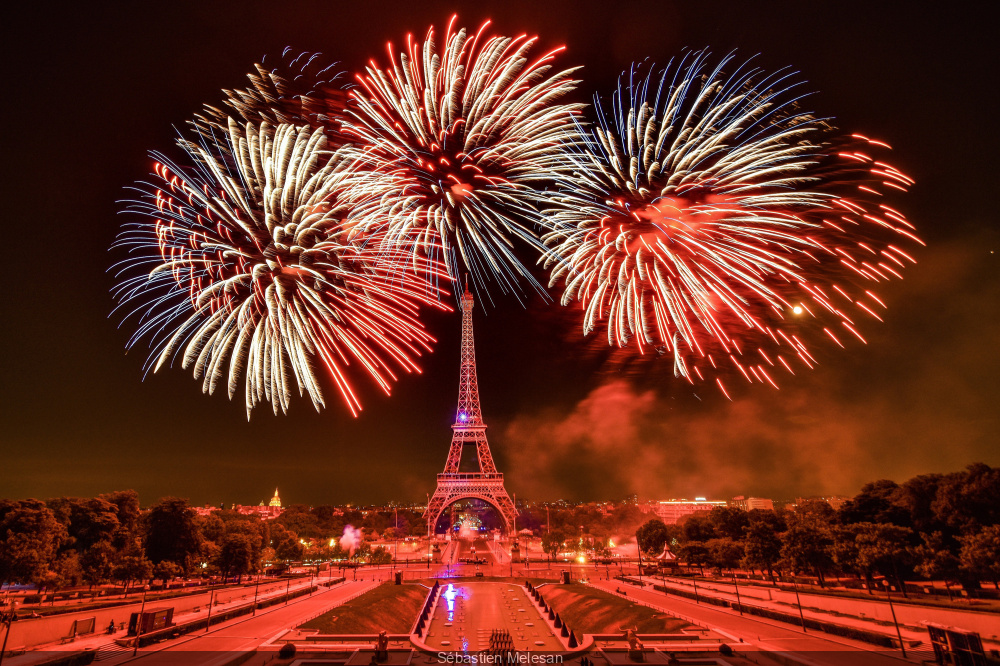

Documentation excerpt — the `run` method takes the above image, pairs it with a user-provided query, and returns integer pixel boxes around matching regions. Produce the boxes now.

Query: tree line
[2,463,997,597]
[629,463,1000,596]
[0,495,417,597]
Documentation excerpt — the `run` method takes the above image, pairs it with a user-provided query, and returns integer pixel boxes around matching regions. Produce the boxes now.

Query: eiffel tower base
[425,473,516,535]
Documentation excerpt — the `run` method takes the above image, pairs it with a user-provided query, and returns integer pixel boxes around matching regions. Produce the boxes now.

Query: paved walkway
[424,582,563,652]
[119,580,378,665]
[4,579,370,666]
[590,579,921,666]
[648,574,999,646]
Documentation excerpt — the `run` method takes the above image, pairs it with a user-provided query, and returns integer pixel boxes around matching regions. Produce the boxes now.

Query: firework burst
[112,119,444,417]
[542,53,922,397]
[341,16,582,299]
[193,48,353,145]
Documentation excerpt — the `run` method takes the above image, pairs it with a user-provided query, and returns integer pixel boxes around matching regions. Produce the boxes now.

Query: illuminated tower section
[424,284,516,534]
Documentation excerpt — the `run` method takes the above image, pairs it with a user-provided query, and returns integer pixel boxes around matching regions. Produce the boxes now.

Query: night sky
[3,2,997,507]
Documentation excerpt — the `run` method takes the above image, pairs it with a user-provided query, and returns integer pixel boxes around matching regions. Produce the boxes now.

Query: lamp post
[204,588,215,634]
[0,608,18,666]
[790,579,807,632]
[252,573,261,617]
[635,531,643,586]
[879,577,907,658]
[133,585,149,655]
[731,571,743,616]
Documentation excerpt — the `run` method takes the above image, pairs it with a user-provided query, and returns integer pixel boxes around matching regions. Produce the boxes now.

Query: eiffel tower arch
[424,284,516,535]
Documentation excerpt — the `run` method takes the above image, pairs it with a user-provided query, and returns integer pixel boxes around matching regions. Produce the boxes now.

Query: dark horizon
[4,460,995,511]
[3,1,998,506]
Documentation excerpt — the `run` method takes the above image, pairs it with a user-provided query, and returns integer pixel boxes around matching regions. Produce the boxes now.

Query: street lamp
[204,588,215,634]
[0,608,19,666]
[731,571,743,616]
[635,531,644,586]
[134,585,150,655]
[252,573,261,617]
[877,577,907,658]
[790,579,807,633]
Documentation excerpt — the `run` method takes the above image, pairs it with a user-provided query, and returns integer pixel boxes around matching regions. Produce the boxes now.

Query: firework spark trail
[112,119,447,418]
[340,16,583,302]
[542,52,922,397]
[192,48,354,145]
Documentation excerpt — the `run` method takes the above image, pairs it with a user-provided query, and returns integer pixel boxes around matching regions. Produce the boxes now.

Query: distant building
[236,491,283,518]
[825,496,849,511]
[192,489,284,519]
[644,498,727,524]
[793,495,849,511]
[730,496,775,511]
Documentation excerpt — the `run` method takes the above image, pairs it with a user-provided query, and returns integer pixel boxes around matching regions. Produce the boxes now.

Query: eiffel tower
[424,284,516,535]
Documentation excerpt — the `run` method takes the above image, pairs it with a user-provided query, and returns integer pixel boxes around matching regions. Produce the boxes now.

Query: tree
[747,508,786,532]
[912,531,961,599]
[369,546,393,565]
[218,517,264,572]
[792,500,836,524]
[362,512,392,535]
[636,519,670,554]
[113,550,153,596]
[541,530,565,562]
[780,517,834,586]
[45,551,83,598]
[0,499,66,585]
[743,520,782,584]
[706,538,743,574]
[932,464,1000,536]
[838,480,911,527]
[153,560,182,586]
[276,505,322,539]
[215,533,256,582]
[607,504,646,535]
[81,540,117,589]
[852,522,914,597]
[958,525,1000,590]
[895,474,945,535]
[144,498,202,575]
[198,514,226,544]
[99,490,142,550]
[47,497,120,554]
[678,542,710,575]
[707,507,750,540]
[275,532,304,562]
[679,514,716,542]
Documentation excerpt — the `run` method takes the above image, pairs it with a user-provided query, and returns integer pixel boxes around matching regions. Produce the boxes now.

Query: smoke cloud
[500,233,999,502]
[340,525,363,554]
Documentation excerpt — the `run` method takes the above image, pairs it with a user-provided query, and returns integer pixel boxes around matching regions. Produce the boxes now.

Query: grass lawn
[298,584,427,634]
[541,584,689,634]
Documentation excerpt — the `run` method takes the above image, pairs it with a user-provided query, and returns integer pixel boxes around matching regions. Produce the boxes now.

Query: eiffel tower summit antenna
[424,278,516,535]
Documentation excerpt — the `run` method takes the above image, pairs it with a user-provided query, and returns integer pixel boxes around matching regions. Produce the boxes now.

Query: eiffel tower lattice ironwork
[424,284,516,535]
